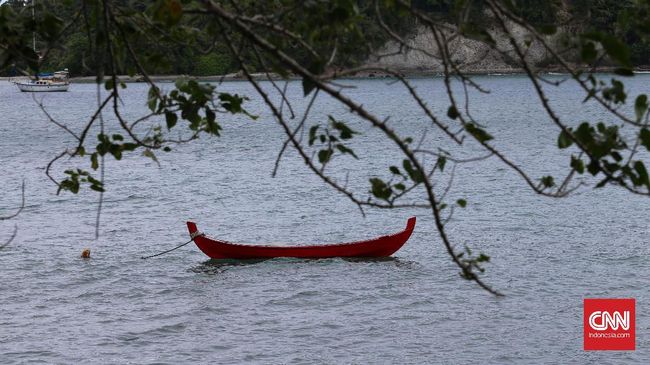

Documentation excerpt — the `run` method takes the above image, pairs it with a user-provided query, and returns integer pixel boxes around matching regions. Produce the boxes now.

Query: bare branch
[0,181,26,221]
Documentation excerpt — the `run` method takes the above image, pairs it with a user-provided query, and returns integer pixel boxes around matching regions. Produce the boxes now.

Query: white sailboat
[13,0,70,92]
[15,69,70,92]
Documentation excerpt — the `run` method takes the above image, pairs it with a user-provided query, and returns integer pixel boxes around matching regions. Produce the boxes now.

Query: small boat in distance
[14,69,70,92]
[13,1,70,92]
[187,217,416,259]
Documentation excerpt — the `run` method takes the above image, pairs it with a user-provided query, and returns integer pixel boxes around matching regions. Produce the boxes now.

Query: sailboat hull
[15,82,69,92]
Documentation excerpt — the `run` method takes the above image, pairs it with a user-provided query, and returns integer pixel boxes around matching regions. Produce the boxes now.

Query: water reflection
[189,258,270,275]
[190,256,420,275]
[343,256,422,269]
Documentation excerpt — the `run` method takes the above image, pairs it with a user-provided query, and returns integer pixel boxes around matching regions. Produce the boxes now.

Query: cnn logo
[584,298,635,351]
[588,311,630,331]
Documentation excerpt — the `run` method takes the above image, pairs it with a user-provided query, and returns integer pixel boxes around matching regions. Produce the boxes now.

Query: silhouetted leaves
[558,130,573,149]
[402,159,423,183]
[571,156,585,174]
[436,156,447,171]
[58,169,104,194]
[640,128,650,151]
[582,31,631,67]
[165,111,177,130]
[369,177,392,201]
[635,94,648,121]
[540,176,555,188]
[318,149,333,164]
[457,246,491,278]
[308,116,359,166]
[447,106,459,120]
[465,123,493,143]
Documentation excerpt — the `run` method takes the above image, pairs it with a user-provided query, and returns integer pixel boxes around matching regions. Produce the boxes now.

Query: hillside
[2,1,649,77]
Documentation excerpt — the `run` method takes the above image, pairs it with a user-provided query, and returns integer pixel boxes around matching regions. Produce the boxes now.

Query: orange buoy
[81,248,91,258]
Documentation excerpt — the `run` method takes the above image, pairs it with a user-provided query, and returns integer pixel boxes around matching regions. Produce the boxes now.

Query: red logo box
[584,298,635,351]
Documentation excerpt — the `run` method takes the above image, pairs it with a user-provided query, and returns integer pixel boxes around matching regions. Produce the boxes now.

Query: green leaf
[89,184,105,192]
[219,93,247,114]
[476,253,490,263]
[302,77,316,97]
[635,95,648,122]
[308,125,319,146]
[595,178,609,188]
[318,149,333,164]
[570,156,584,174]
[402,159,423,183]
[633,161,650,188]
[300,58,325,96]
[602,79,627,104]
[394,183,406,191]
[541,175,555,188]
[574,122,593,145]
[122,143,137,151]
[436,156,447,171]
[447,106,459,119]
[465,123,493,143]
[389,166,401,175]
[335,144,358,159]
[165,111,178,130]
[369,177,392,201]
[90,153,98,170]
[558,130,573,149]
[110,146,122,160]
[587,160,600,175]
[456,199,467,208]
[640,128,650,151]
[329,117,358,139]
[147,87,159,112]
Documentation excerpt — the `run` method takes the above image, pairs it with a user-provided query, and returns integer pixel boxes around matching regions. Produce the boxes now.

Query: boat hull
[187,217,416,259]
[15,82,69,92]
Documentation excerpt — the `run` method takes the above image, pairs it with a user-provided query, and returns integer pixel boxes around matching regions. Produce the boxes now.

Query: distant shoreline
[3,66,650,84]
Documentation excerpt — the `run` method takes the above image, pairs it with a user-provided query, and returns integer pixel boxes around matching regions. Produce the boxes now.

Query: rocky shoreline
[2,66,649,84]
[63,66,650,83]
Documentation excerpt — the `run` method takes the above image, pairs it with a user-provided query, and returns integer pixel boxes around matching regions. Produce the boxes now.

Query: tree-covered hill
[1,0,649,77]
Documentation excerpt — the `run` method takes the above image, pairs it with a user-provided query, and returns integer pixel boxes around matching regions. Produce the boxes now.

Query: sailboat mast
[32,0,36,51]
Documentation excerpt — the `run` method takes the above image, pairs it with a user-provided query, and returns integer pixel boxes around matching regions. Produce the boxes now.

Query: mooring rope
[141,232,203,260]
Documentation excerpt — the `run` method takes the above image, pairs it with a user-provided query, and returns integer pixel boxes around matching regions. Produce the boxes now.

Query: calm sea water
[0,75,648,364]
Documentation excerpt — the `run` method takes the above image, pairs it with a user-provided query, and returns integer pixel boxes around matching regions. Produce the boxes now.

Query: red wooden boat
[186,217,416,259]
